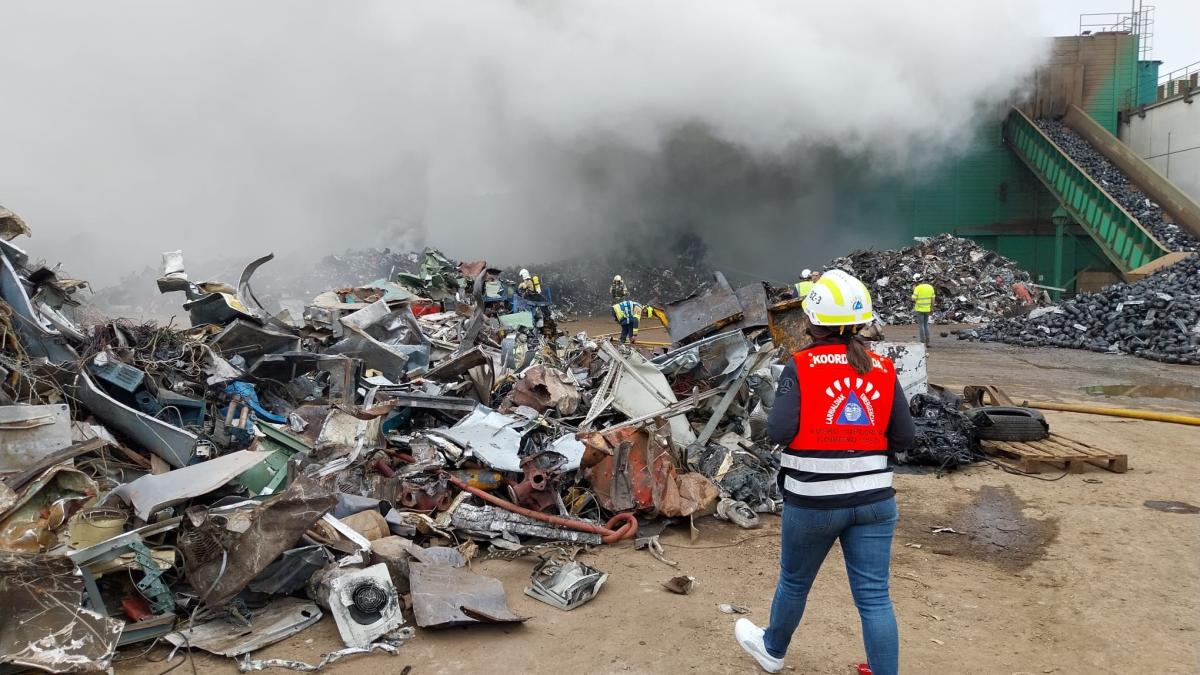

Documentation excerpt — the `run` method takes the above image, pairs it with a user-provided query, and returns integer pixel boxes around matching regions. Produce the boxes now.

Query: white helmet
[800,269,812,278]
[613,275,622,282]
[519,268,531,280]
[803,269,874,326]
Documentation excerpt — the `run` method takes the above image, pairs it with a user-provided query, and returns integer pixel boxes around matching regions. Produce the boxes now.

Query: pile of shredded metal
[1037,119,1199,252]
[959,254,1200,364]
[897,393,982,472]
[824,234,1036,324]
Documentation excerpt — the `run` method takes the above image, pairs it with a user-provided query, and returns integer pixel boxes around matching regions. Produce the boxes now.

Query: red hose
[445,473,637,544]
[385,450,637,544]
[374,459,396,478]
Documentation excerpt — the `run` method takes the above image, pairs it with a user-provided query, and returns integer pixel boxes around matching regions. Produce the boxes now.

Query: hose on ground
[1028,401,1200,427]
[445,473,637,544]
[382,451,637,543]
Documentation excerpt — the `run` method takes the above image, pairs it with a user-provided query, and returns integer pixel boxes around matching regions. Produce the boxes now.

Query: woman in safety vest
[735,269,915,675]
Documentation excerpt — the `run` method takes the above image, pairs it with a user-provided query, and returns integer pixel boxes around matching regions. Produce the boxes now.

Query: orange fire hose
[388,451,637,544]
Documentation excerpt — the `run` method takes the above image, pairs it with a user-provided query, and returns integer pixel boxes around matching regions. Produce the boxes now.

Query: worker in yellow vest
[612,299,642,344]
[912,279,936,346]
[794,269,820,302]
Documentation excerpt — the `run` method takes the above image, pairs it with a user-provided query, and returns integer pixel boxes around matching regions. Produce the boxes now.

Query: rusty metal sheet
[0,553,124,672]
[767,298,812,356]
[409,561,528,628]
[187,473,336,608]
[501,365,580,415]
[663,272,743,345]
[581,423,677,516]
[729,283,770,332]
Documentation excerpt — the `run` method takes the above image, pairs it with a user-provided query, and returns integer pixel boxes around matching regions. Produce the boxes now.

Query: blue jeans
[763,498,899,675]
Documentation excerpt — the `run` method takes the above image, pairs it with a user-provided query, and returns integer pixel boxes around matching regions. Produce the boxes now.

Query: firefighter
[735,269,915,675]
[517,268,542,298]
[610,275,629,302]
[611,298,642,344]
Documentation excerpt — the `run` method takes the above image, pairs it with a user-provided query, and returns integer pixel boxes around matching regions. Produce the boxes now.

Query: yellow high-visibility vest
[912,283,935,313]
[795,280,814,300]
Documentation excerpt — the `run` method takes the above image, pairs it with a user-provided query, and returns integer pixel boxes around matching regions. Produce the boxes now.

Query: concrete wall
[1120,95,1200,203]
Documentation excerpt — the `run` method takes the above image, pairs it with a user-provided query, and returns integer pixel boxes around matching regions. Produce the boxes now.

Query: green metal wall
[1083,34,1139,133]
[1137,60,1162,106]
[890,33,1142,292]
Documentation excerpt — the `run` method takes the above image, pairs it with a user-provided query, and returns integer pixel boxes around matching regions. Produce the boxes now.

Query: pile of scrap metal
[824,234,1042,325]
[0,212,795,671]
[959,254,1200,365]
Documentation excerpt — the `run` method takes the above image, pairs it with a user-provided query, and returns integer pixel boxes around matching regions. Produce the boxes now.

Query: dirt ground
[121,327,1200,675]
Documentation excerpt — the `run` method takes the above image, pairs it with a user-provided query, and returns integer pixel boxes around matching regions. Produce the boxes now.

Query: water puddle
[902,486,1058,570]
[1082,383,1200,402]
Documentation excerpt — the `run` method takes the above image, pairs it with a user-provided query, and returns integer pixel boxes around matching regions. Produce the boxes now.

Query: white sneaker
[734,618,784,673]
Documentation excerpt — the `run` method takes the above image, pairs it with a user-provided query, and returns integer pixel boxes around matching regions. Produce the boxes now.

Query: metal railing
[1157,60,1200,100]
[1079,4,1154,58]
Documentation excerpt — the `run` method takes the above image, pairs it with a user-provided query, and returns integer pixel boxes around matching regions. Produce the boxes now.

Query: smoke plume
[0,1,1046,288]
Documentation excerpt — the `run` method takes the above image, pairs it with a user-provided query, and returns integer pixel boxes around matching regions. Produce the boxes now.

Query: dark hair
[806,324,873,375]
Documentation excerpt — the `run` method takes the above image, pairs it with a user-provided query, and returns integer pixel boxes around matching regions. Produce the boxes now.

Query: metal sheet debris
[409,560,529,628]
[112,450,272,520]
[0,553,124,673]
[524,558,609,610]
[0,404,72,472]
[167,598,323,657]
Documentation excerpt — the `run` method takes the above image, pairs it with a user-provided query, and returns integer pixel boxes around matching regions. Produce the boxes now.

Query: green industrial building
[895,31,1170,294]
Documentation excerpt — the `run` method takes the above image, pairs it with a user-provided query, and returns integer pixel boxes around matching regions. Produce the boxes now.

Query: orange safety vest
[788,345,896,451]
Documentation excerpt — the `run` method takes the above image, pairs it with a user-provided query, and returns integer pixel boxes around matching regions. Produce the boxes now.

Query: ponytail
[844,334,873,375]
[806,324,873,375]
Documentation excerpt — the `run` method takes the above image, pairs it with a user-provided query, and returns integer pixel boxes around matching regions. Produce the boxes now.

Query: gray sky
[1,1,1197,289]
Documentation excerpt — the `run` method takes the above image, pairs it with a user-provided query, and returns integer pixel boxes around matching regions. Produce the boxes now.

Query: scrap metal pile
[824,234,1038,324]
[1036,119,1200,252]
[958,254,1200,364]
[0,211,788,672]
[93,233,711,320]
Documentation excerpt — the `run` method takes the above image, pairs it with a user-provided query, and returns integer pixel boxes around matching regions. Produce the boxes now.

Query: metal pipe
[444,473,637,544]
[1028,401,1200,426]
[392,452,637,542]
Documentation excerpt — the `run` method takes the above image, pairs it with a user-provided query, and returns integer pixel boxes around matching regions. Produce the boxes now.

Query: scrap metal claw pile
[959,254,1200,364]
[0,210,788,672]
[824,234,1038,324]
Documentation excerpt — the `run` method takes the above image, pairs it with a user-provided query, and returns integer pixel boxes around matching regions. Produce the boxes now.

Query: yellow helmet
[803,269,874,326]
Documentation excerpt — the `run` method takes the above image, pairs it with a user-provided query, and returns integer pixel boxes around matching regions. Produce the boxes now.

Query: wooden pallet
[982,433,1128,474]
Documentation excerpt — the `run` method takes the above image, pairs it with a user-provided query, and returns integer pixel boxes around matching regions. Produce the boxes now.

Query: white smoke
[0,0,1046,286]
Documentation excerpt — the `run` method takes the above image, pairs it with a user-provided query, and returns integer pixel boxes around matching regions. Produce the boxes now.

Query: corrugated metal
[902,118,1053,235]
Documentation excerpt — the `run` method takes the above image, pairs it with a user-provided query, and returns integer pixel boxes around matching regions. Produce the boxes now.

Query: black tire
[969,406,1049,442]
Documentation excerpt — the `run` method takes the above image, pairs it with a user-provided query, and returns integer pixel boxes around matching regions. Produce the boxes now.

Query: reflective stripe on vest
[780,453,888,474]
[784,472,893,497]
[913,283,935,313]
[788,345,896,451]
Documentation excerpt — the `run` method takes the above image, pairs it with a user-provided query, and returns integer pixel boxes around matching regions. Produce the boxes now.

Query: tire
[969,406,1049,442]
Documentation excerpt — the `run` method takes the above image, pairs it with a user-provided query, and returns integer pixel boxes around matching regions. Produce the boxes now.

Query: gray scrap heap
[0,209,789,672]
